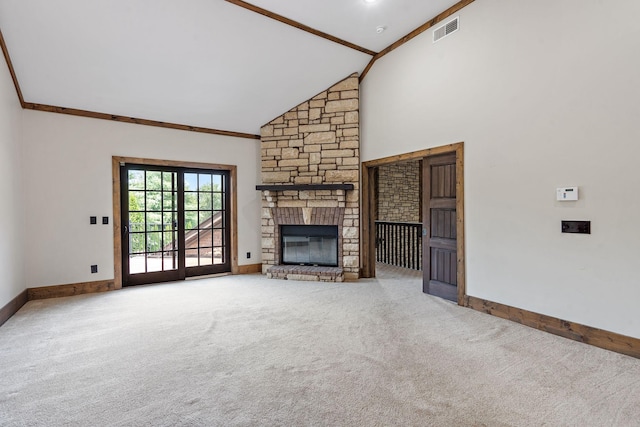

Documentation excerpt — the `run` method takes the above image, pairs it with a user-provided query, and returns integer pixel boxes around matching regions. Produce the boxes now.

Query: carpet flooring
[1,266,639,426]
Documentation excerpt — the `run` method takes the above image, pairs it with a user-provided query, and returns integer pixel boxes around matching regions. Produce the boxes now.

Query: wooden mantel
[256,184,354,191]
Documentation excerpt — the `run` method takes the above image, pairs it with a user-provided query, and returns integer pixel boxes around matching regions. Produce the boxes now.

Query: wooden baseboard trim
[27,280,116,301]
[0,290,28,327]
[465,295,640,359]
[237,263,262,275]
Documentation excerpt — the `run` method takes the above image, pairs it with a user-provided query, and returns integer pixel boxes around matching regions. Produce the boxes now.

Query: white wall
[22,110,262,288]
[361,0,640,338]
[0,55,25,308]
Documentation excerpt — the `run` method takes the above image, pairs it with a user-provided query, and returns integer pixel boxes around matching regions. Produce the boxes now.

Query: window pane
[199,192,212,210]
[212,229,223,246]
[184,192,198,210]
[162,172,175,191]
[184,173,197,191]
[129,190,145,211]
[212,193,222,210]
[146,192,162,211]
[162,213,175,230]
[129,254,146,274]
[163,232,176,250]
[185,248,198,267]
[129,232,146,253]
[198,174,212,191]
[128,170,145,190]
[162,193,176,211]
[185,211,198,231]
[129,218,145,232]
[146,213,162,232]
[197,229,212,247]
[213,247,224,264]
[162,253,177,270]
[146,232,162,252]
[213,211,224,227]
[146,171,162,191]
[199,248,213,266]
[199,211,212,226]
[146,253,163,272]
[212,174,222,190]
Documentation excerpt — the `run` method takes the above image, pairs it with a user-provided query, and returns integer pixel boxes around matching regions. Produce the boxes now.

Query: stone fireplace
[258,74,360,282]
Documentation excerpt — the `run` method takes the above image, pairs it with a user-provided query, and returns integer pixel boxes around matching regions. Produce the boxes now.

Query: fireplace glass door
[281,225,338,266]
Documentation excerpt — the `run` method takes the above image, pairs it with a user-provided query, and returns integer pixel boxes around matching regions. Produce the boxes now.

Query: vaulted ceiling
[0,0,468,137]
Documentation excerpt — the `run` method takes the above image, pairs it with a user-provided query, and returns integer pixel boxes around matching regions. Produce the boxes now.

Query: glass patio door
[121,164,230,286]
[183,170,231,277]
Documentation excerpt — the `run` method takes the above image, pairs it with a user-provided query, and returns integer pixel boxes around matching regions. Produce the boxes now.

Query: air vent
[433,16,459,43]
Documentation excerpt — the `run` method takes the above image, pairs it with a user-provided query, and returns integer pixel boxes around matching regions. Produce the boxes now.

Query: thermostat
[557,187,578,201]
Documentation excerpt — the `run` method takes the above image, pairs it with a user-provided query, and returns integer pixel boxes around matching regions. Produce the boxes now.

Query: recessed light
[376,26,386,34]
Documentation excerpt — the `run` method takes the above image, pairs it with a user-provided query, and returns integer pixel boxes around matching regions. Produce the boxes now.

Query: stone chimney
[258,73,360,281]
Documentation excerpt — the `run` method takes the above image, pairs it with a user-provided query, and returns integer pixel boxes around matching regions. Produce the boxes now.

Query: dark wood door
[422,153,457,301]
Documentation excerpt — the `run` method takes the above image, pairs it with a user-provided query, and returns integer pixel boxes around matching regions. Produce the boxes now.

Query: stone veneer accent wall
[260,74,360,280]
[377,161,421,223]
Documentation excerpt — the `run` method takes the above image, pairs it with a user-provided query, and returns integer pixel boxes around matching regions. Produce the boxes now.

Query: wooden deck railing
[375,221,422,270]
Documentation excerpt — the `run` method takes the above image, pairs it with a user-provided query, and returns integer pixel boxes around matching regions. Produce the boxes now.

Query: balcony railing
[375,221,422,270]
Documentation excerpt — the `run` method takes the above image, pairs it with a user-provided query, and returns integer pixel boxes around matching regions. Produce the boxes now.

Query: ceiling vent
[433,16,459,43]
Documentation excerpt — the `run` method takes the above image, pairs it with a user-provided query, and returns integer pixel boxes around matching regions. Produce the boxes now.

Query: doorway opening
[374,160,423,271]
[112,157,238,289]
[361,143,465,304]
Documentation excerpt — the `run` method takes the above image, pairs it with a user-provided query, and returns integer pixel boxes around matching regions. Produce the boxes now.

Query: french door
[121,164,231,286]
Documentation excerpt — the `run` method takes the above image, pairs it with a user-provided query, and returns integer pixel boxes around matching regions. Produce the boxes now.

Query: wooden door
[422,153,457,301]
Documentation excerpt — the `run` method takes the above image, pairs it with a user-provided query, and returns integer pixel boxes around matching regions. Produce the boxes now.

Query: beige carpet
[1,267,639,426]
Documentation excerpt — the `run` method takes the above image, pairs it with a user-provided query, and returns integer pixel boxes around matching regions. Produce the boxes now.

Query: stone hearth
[267,265,344,282]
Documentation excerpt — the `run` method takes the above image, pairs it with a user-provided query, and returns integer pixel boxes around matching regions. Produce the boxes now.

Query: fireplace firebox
[281,225,338,267]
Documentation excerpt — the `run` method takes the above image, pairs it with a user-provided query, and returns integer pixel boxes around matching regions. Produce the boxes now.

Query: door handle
[123,225,129,235]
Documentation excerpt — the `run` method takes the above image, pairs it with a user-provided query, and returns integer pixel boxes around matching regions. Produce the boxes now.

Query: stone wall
[377,161,421,223]
[259,74,360,280]
[376,160,422,271]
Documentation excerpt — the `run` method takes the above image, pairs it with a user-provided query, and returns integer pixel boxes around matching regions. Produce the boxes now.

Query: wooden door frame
[112,156,239,290]
[361,142,466,305]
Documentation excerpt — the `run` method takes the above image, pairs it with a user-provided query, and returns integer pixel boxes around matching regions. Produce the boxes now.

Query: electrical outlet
[102,216,109,225]
[91,265,98,274]
[90,216,97,225]
[246,252,251,259]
